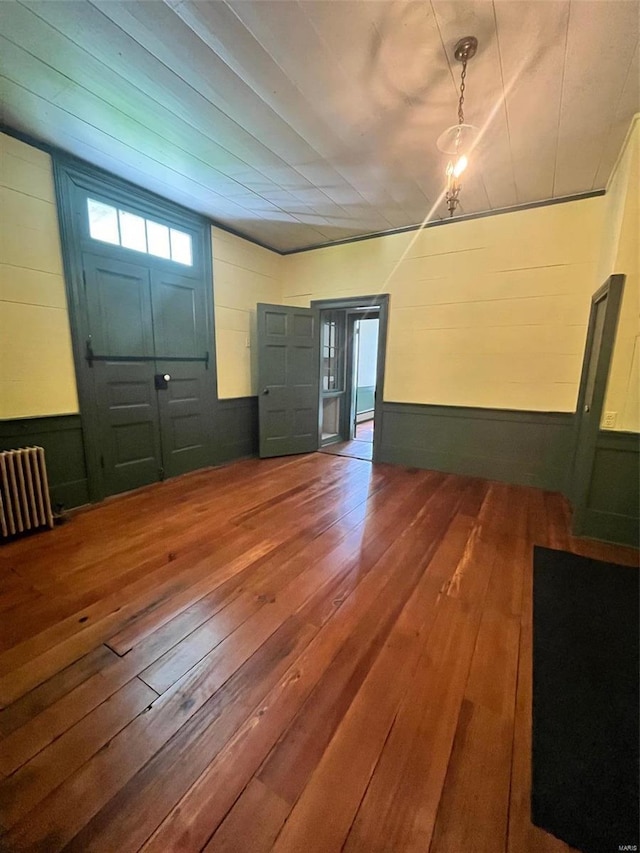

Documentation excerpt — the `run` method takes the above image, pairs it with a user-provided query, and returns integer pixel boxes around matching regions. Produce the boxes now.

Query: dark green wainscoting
[0,399,259,512]
[0,415,89,510]
[214,397,259,465]
[378,402,575,493]
[574,430,639,547]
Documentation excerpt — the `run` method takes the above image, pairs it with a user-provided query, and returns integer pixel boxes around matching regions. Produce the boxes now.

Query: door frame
[311,294,389,462]
[569,274,625,534]
[53,153,216,502]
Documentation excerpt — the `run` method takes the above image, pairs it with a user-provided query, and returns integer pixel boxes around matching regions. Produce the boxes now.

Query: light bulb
[453,155,468,177]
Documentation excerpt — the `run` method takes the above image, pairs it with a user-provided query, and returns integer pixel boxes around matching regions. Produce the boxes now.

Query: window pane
[87,198,119,245]
[119,210,147,253]
[170,229,193,266]
[146,220,171,259]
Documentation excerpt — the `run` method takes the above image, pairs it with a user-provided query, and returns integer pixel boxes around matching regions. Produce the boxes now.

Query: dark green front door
[83,253,214,496]
[257,303,320,458]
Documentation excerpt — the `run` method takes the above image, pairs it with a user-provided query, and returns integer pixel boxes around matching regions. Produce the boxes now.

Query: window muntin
[322,312,344,392]
[87,198,193,266]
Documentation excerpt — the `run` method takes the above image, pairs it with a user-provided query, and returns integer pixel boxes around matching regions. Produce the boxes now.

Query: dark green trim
[311,295,389,463]
[0,123,277,255]
[575,429,639,547]
[53,154,217,502]
[594,430,640,451]
[378,401,575,492]
[569,275,625,532]
[0,415,89,509]
[0,415,80,435]
[283,191,607,255]
[383,402,572,426]
[2,123,606,257]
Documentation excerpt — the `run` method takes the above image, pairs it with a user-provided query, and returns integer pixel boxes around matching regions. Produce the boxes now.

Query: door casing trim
[311,294,390,462]
[53,153,216,502]
[569,274,625,534]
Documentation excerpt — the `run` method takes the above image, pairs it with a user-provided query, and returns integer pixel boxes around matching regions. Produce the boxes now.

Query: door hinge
[100,454,105,468]
[82,270,87,291]
[158,466,165,481]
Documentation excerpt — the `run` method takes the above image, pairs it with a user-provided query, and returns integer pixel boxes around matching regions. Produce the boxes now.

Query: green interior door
[257,303,320,458]
[151,269,215,478]
[84,253,163,495]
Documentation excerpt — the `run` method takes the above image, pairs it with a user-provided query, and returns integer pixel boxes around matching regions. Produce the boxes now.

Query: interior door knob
[262,388,270,395]
[163,374,171,382]
[584,404,590,413]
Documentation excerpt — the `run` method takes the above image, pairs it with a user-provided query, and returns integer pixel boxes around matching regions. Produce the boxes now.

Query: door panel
[150,269,208,358]
[84,254,162,496]
[156,360,214,478]
[258,303,320,458]
[93,360,163,496]
[84,254,155,357]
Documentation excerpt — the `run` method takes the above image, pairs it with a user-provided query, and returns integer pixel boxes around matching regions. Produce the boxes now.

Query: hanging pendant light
[437,36,479,217]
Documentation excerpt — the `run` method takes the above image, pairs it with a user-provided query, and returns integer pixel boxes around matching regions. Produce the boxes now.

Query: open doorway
[314,295,388,463]
[352,314,379,448]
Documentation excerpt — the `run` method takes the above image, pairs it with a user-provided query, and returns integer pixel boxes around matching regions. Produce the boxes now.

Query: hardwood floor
[0,453,637,853]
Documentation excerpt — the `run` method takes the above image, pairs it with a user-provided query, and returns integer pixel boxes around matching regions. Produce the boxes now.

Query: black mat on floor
[532,546,639,853]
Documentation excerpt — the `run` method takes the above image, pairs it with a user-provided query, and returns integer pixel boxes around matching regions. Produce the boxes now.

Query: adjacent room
[0,1,638,852]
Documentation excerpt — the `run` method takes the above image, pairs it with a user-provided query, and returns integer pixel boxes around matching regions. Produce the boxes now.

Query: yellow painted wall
[0,132,79,418]
[600,116,639,432]
[282,197,605,412]
[211,226,282,398]
[1,129,633,422]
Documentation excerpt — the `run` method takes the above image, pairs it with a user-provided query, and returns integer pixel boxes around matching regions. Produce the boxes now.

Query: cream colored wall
[1,129,631,421]
[600,116,639,432]
[211,226,282,398]
[0,132,78,419]
[282,197,605,412]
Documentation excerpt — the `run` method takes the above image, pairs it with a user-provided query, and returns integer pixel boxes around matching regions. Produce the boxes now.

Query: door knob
[262,388,270,395]
[584,404,590,413]
[163,374,171,382]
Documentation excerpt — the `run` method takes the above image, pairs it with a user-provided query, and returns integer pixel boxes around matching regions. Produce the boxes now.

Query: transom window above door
[87,198,193,266]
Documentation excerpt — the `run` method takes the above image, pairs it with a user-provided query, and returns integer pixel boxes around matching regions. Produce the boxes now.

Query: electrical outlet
[602,411,617,429]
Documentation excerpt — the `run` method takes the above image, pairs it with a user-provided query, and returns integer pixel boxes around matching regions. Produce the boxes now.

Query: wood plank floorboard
[0,454,637,852]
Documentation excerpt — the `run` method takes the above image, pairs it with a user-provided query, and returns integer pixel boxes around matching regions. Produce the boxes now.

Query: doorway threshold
[318,439,373,461]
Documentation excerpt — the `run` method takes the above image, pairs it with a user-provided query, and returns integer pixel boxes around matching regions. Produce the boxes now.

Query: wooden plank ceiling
[1,0,638,252]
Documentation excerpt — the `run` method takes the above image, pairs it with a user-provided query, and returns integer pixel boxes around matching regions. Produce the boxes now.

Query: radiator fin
[0,447,54,538]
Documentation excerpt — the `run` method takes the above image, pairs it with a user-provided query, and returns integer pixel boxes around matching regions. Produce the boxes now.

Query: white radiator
[0,447,54,538]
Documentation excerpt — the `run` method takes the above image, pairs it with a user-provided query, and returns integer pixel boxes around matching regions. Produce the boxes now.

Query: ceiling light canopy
[437,36,479,218]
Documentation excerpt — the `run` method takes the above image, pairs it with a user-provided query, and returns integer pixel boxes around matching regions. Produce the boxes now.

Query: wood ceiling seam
[13,1,339,238]
[492,0,518,207]
[162,0,398,231]
[0,73,270,223]
[298,0,433,221]
[216,0,404,227]
[12,1,335,239]
[590,41,639,191]
[0,83,290,245]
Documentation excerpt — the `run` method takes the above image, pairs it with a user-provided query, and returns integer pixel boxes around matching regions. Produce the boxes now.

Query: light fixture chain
[457,58,467,125]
